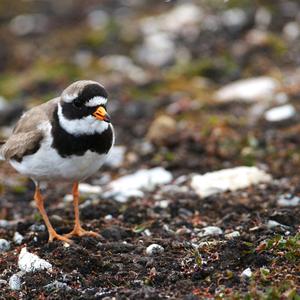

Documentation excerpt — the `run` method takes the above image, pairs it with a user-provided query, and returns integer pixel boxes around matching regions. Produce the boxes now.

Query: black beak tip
[104,114,111,123]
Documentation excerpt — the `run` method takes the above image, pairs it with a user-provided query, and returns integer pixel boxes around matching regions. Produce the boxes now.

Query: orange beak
[92,106,111,123]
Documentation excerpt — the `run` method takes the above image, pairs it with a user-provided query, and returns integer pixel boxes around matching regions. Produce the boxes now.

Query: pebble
[225,231,240,239]
[78,183,102,194]
[9,274,22,291]
[146,115,177,145]
[107,167,173,202]
[18,247,52,273]
[101,55,149,84]
[191,166,272,198]
[267,220,288,229]
[0,239,10,253]
[215,77,280,103]
[87,9,109,30]
[13,232,24,245]
[277,194,300,207]
[0,220,10,228]
[44,280,71,292]
[198,226,223,238]
[283,22,300,41]
[29,224,46,232]
[241,267,252,278]
[146,244,164,256]
[136,32,175,67]
[264,104,296,122]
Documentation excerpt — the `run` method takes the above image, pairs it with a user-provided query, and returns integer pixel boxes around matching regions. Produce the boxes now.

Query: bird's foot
[48,231,73,244]
[64,226,100,239]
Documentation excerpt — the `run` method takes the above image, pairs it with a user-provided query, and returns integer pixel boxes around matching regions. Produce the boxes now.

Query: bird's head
[60,80,111,123]
[57,80,112,136]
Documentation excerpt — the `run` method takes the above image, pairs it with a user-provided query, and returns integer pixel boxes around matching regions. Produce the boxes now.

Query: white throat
[57,103,109,136]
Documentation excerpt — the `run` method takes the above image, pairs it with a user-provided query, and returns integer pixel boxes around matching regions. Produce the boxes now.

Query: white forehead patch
[85,96,107,107]
[57,103,109,136]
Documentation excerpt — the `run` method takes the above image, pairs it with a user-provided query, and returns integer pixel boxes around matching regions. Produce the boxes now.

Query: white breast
[10,121,113,182]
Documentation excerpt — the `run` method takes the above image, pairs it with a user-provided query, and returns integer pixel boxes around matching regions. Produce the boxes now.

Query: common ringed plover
[0,80,114,243]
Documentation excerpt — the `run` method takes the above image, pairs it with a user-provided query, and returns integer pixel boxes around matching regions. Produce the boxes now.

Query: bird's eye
[73,99,82,109]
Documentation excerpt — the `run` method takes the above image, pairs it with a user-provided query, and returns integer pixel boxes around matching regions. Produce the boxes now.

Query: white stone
[241,267,252,278]
[104,189,144,203]
[225,231,240,239]
[136,32,175,67]
[215,77,280,103]
[146,244,164,256]
[63,194,73,203]
[0,96,7,111]
[222,8,247,28]
[277,194,300,207]
[198,226,223,237]
[140,3,202,36]
[18,247,52,273]
[101,55,149,84]
[78,183,102,194]
[191,166,272,198]
[104,145,126,168]
[9,274,22,291]
[13,232,24,245]
[107,167,172,202]
[0,239,10,252]
[87,10,109,30]
[264,104,296,122]
[0,220,10,228]
[267,220,287,229]
[283,22,300,41]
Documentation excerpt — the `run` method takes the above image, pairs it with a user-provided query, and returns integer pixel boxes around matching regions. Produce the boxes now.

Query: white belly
[10,145,108,182]
[9,120,111,182]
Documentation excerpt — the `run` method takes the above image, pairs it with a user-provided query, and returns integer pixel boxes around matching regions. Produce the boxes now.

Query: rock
[146,115,177,145]
[106,167,172,203]
[215,77,280,103]
[283,22,300,41]
[104,145,126,168]
[78,183,102,194]
[136,32,175,67]
[0,220,10,228]
[222,8,248,30]
[18,247,52,273]
[29,224,46,232]
[13,232,24,245]
[241,267,252,278]
[9,274,22,291]
[140,3,203,37]
[0,239,10,252]
[225,231,240,239]
[87,9,109,30]
[44,280,71,292]
[101,55,149,84]
[264,104,296,122]
[9,14,48,36]
[146,244,164,256]
[198,226,223,237]
[255,7,272,29]
[277,194,300,207]
[104,189,144,203]
[0,96,7,111]
[267,220,288,229]
[191,166,272,198]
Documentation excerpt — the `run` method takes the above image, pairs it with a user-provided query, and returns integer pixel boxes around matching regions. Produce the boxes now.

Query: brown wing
[0,97,59,161]
[1,131,43,161]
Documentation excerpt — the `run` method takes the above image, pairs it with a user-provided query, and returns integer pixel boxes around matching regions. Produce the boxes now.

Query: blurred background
[0,0,300,178]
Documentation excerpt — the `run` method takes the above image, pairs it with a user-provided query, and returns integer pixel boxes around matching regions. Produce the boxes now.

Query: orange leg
[34,185,72,244]
[64,182,100,238]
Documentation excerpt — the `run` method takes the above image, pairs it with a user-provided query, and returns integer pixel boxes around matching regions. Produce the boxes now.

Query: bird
[0,80,114,243]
